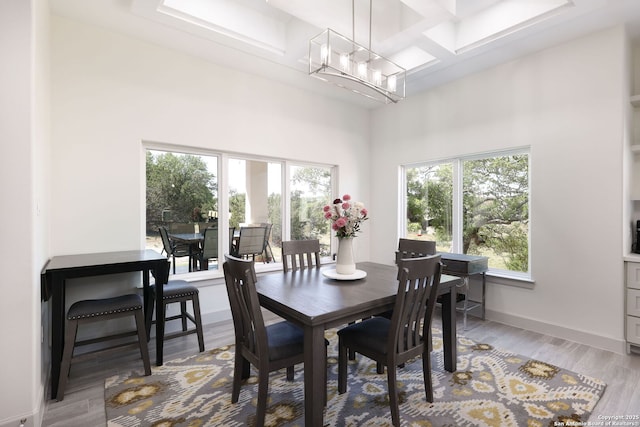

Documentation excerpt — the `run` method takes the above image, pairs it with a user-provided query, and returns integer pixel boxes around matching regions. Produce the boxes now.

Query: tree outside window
[405,151,529,274]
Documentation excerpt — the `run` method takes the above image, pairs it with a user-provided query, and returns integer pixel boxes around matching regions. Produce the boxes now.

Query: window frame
[400,147,531,281]
[143,142,337,278]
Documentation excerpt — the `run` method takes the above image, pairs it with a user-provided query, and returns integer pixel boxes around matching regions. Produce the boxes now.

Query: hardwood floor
[42,311,640,426]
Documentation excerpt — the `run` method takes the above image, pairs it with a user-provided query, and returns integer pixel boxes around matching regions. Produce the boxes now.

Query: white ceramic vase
[336,237,356,275]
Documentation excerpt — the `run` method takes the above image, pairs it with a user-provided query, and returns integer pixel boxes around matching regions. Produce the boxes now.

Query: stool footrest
[74,330,139,348]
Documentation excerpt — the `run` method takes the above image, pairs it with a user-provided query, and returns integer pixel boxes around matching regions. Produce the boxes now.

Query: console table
[41,250,169,399]
[439,252,489,330]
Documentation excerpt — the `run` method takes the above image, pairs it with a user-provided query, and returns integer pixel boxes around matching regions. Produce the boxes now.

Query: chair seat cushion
[150,281,199,299]
[338,316,391,355]
[68,294,143,320]
[266,321,304,361]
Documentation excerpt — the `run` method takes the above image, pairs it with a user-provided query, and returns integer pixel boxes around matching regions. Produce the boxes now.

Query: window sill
[486,270,535,289]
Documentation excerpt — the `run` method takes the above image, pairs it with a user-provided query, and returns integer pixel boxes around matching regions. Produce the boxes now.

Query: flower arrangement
[322,194,368,238]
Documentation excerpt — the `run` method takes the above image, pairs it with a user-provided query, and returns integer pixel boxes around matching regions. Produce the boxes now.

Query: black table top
[42,249,166,272]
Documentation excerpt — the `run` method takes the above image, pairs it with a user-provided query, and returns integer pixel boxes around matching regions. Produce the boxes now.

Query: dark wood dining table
[255,261,461,427]
[169,233,204,271]
[40,250,169,399]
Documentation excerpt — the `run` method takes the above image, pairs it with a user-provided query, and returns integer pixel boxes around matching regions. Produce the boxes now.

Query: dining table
[169,232,204,271]
[255,261,461,427]
[40,250,169,399]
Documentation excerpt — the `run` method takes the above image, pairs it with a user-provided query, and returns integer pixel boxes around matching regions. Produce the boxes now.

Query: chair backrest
[396,238,436,264]
[281,239,321,272]
[158,227,173,256]
[236,226,267,257]
[201,226,218,260]
[169,222,195,234]
[389,255,442,362]
[260,223,273,251]
[223,254,266,362]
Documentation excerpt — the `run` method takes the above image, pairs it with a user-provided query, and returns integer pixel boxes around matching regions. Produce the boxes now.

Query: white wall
[0,0,50,426]
[371,26,627,353]
[49,16,372,326]
[50,16,371,256]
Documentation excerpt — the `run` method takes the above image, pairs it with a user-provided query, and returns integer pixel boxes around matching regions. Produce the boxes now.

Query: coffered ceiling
[51,0,640,107]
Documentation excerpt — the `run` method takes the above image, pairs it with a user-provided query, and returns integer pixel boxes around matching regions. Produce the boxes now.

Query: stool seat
[159,281,198,299]
[68,294,143,320]
[146,280,205,353]
[57,293,151,401]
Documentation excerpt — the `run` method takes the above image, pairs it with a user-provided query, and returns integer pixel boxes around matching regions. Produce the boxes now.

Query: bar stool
[145,280,205,353]
[57,293,151,401]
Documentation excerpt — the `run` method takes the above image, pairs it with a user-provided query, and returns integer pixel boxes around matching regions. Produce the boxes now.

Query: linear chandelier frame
[308,0,406,104]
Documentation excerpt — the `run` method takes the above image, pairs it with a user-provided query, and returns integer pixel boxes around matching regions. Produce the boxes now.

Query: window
[228,158,282,262]
[146,150,218,271]
[145,147,335,274]
[289,165,333,256]
[403,149,529,276]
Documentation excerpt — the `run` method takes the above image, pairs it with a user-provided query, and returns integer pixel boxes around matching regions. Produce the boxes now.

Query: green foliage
[228,190,245,228]
[146,151,216,231]
[406,154,529,272]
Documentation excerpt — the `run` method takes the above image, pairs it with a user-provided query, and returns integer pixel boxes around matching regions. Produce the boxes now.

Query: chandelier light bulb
[372,69,382,86]
[387,74,397,93]
[358,62,368,79]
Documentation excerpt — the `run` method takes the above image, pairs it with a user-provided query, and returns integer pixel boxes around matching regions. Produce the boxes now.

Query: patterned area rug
[104,329,606,426]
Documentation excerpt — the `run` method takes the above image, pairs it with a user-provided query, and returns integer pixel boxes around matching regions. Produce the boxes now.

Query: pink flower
[361,208,368,216]
[324,211,332,219]
[323,205,331,212]
[342,202,350,210]
[335,217,347,228]
[332,223,339,231]
[342,194,351,201]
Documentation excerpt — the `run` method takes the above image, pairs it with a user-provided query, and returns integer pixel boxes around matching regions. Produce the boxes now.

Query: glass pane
[229,158,282,263]
[405,163,453,252]
[462,154,529,272]
[146,150,218,273]
[290,165,332,256]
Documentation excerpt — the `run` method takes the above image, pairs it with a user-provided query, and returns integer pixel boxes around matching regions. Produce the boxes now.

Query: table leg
[155,261,168,366]
[304,325,326,426]
[50,275,65,399]
[441,285,457,372]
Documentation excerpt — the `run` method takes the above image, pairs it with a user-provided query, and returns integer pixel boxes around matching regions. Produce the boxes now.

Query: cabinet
[626,261,640,352]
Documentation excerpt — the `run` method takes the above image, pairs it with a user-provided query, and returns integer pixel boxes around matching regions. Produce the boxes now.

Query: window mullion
[452,159,463,253]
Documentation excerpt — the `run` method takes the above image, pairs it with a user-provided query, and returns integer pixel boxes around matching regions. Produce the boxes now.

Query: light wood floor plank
[42,312,640,426]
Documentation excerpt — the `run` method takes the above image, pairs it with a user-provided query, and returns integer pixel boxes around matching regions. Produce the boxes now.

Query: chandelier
[308,0,406,104]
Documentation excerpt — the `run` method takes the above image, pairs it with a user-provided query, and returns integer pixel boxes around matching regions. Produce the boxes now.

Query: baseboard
[201,309,231,325]
[485,309,627,355]
[0,411,37,427]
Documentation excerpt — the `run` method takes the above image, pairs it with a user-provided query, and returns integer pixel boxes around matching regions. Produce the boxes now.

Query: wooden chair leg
[145,295,154,342]
[423,351,434,403]
[387,365,400,427]
[338,338,348,394]
[56,319,79,401]
[191,293,205,352]
[256,368,270,427]
[286,366,294,381]
[232,351,244,403]
[134,309,152,376]
[177,301,186,331]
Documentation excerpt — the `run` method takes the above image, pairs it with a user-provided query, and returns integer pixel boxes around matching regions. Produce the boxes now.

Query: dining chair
[159,227,194,274]
[231,226,267,262]
[281,239,321,272]
[223,254,327,427]
[259,223,274,262]
[198,225,218,270]
[337,255,442,427]
[57,293,151,401]
[145,262,205,353]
